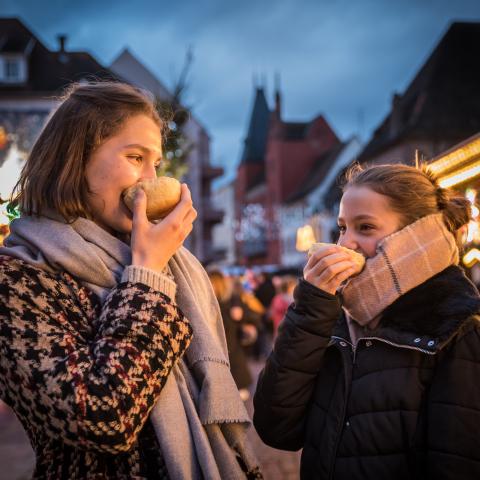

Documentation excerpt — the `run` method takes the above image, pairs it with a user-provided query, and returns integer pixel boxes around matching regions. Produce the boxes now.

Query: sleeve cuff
[121,265,177,300]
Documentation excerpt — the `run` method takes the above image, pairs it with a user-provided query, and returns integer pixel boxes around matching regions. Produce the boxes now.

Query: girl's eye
[337,225,346,233]
[359,224,374,232]
[127,155,142,163]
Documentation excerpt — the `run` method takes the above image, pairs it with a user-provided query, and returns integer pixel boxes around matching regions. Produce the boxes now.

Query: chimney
[57,34,67,52]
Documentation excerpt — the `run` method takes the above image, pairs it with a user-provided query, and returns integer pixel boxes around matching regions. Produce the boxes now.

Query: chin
[112,218,133,235]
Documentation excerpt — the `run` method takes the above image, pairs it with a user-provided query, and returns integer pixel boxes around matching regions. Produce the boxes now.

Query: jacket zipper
[327,335,436,478]
[331,335,437,358]
[327,337,354,479]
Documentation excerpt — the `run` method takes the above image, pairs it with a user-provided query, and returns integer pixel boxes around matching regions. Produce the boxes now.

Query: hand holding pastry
[304,243,365,295]
[129,183,197,273]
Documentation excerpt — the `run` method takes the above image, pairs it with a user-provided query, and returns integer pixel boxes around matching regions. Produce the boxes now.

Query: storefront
[428,132,480,281]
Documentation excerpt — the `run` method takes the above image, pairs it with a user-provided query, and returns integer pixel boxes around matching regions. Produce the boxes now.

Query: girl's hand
[130,183,197,273]
[303,244,358,295]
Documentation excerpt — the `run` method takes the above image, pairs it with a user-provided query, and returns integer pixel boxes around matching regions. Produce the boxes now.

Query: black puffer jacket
[254,266,480,479]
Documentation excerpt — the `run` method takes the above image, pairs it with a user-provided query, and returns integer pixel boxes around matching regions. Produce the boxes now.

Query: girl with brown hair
[254,163,480,479]
[0,82,261,479]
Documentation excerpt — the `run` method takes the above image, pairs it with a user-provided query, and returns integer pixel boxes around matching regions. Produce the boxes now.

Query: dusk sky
[2,0,480,185]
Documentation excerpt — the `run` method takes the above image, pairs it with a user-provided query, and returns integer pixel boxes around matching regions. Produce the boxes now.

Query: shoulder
[443,315,480,360]
[0,255,86,308]
[0,255,60,288]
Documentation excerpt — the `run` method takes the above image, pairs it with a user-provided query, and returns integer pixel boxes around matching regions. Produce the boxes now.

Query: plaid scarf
[341,213,459,326]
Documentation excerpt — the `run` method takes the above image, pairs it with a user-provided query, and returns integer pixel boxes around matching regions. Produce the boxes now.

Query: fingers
[132,189,148,229]
[304,250,350,276]
[304,248,358,294]
[305,245,344,270]
[305,259,355,286]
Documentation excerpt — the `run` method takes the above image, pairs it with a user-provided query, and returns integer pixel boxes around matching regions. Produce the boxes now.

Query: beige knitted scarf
[341,213,459,329]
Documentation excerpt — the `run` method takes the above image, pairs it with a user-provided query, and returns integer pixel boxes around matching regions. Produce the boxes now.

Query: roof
[0,18,119,95]
[240,87,271,164]
[359,21,480,163]
[283,122,308,140]
[0,18,34,54]
[286,142,346,203]
[110,48,172,101]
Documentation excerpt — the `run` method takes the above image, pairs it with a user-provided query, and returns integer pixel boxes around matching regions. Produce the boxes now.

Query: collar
[333,265,480,353]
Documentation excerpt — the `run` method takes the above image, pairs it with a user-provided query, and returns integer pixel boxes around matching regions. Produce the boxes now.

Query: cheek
[362,237,380,258]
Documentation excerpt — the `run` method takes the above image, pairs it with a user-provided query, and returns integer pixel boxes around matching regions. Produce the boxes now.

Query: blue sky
[2,0,480,186]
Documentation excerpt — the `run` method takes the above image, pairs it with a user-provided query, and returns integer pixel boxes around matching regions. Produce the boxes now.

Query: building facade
[235,86,341,266]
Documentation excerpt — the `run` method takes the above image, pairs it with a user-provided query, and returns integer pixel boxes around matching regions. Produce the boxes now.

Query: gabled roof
[0,18,118,94]
[0,18,35,54]
[286,142,346,203]
[240,87,270,164]
[359,21,480,163]
[110,48,172,101]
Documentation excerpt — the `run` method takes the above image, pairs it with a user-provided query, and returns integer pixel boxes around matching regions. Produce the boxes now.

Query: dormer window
[0,55,27,84]
[5,58,19,79]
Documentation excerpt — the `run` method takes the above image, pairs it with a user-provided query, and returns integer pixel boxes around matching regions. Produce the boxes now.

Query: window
[5,59,20,80]
[1,56,27,83]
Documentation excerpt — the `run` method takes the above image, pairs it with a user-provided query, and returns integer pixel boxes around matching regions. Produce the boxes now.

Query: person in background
[269,276,296,336]
[254,163,480,479]
[252,272,276,359]
[209,271,260,401]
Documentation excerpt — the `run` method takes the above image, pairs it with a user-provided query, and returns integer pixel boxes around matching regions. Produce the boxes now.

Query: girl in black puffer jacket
[254,163,480,480]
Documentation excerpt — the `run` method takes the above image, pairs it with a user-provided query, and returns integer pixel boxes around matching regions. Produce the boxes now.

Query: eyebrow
[337,214,378,222]
[123,143,163,157]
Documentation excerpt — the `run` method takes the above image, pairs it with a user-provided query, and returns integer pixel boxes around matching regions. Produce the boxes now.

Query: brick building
[235,86,340,266]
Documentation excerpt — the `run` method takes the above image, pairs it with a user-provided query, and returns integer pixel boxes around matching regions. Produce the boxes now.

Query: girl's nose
[338,231,358,251]
[141,161,157,180]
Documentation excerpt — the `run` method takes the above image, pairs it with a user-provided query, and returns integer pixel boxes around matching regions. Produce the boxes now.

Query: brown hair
[342,163,471,236]
[13,81,163,221]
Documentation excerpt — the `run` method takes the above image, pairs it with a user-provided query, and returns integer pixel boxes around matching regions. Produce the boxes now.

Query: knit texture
[0,213,262,479]
[0,256,189,479]
[121,265,177,300]
[341,213,459,325]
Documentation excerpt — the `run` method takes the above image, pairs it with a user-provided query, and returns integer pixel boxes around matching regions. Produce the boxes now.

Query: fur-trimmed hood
[335,265,480,351]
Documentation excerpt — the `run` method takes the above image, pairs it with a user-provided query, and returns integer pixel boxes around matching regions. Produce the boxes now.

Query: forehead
[110,114,162,153]
[339,186,395,219]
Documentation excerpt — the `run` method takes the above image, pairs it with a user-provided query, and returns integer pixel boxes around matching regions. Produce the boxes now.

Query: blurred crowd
[208,269,297,401]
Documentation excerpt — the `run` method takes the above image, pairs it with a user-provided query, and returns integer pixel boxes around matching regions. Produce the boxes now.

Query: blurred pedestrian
[252,272,276,359]
[0,81,261,480]
[269,276,296,336]
[254,163,480,479]
[209,271,260,401]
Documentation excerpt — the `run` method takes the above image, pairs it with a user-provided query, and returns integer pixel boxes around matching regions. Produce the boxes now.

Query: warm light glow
[429,137,480,176]
[438,162,480,188]
[463,248,480,268]
[296,225,316,252]
[466,188,477,205]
